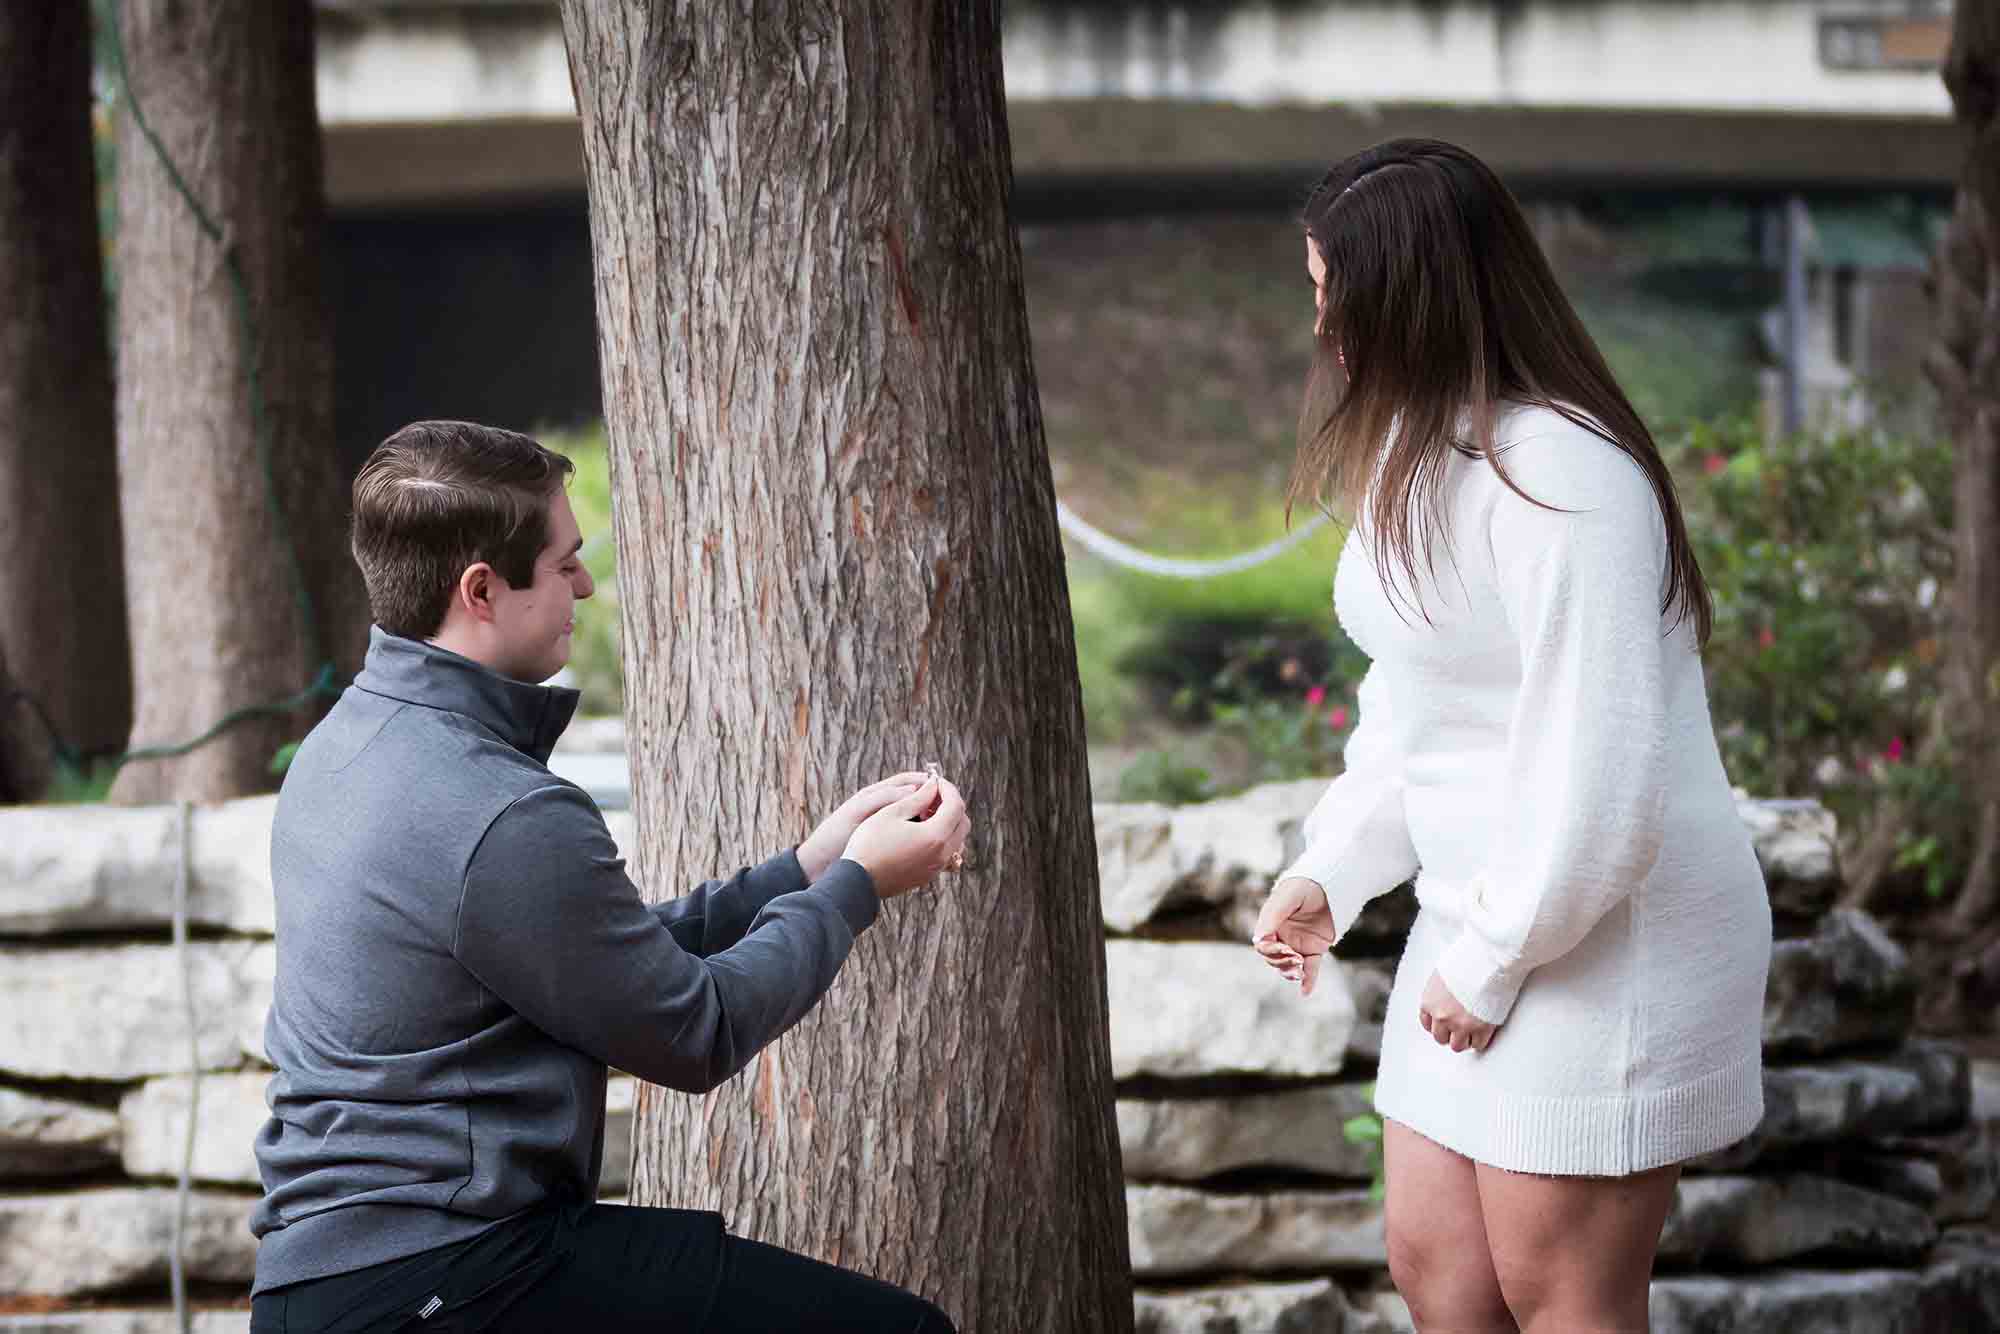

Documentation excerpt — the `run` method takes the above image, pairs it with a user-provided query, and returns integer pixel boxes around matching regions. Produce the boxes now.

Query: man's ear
[455,562,500,624]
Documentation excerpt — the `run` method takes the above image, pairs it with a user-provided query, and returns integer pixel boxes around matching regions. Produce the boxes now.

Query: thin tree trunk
[1932,2,2000,932]
[109,0,367,805]
[0,642,50,805]
[0,0,128,797]
[559,4,1131,1329]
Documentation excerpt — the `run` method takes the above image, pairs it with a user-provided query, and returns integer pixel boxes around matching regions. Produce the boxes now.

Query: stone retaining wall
[3,785,1997,1331]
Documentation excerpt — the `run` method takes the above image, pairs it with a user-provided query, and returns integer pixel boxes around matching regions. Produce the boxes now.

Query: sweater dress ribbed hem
[1370,902,1766,1178]
[1376,1049,1763,1178]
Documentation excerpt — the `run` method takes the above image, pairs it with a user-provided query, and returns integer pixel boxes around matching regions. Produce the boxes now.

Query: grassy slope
[551,212,1762,786]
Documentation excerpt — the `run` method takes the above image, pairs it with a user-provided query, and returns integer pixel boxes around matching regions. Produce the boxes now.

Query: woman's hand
[796,772,931,881]
[1418,971,1497,1053]
[1251,876,1336,996]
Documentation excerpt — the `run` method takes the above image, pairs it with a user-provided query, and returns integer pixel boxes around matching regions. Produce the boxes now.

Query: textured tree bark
[559,3,1131,1328]
[0,0,129,796]
[1932,3,2000,935]
[109,0,367,805]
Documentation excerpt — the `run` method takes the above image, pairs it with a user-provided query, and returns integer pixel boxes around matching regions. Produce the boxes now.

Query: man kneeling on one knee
[249,420,966,1333]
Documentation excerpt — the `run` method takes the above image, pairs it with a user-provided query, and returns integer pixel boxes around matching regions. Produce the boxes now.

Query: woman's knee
[1387,1218,1506,1326]
[1383,1216,1433,1299]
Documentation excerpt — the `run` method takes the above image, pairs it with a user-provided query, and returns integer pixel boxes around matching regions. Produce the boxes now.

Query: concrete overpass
[304,0,1960,451]
[314,0,1963,212]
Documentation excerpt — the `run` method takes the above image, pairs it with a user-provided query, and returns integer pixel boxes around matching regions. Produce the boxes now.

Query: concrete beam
[323,100,1960,213]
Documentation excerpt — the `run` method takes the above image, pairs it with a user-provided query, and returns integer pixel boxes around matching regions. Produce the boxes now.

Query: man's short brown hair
[351,421,575,640]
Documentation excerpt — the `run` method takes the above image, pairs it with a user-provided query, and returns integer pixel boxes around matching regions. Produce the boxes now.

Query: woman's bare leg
[1383,1120,1518,1333]
[1476,1162,1680,1333]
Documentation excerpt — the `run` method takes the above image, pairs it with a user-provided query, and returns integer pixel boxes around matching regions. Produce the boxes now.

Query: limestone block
[1763,910,1913,1056]
[1361,1291,1415,1333]
[1106,940,1355,1081]
[0,1088,121,1180]
[117,1072,640,1199]
[0,1315,249,1333]
[1343,958,1394,1067]
[234,944,276,1068]
[0,941,274,1081]
[1134,1278,1391,1334]
[1089,787,1839,944]
[1695,1040,1967,1170]
[1097,781,1324,935]
[0,1187,257,1298]
[0,799,277,937]
[118,1074,269,1187]
[1127,1183,1385,1278]
[1649,1231,2000,1334]
[1737,796,1841,924]
[1658,1174,1937,1268]
[1844,1121,2000,1225]
[1119,1083,1378,1183]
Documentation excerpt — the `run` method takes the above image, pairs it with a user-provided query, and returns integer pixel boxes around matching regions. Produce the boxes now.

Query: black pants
[250,1203,955,1333]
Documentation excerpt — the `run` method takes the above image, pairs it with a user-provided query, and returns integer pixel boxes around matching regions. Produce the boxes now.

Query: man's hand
[797,772,931,882]
[1418,971,1497,1053]
[841,775,969,898]
[1252,876,1336,996]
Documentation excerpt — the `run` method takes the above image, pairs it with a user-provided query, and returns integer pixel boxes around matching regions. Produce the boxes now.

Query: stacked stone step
[6,787,2000,1332]
[1098,783,2000,1334]
[0,801,640,1331]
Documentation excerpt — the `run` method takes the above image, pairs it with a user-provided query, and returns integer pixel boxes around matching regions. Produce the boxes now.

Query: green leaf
[1342,1114,1383,1144]
[268,742,301,776]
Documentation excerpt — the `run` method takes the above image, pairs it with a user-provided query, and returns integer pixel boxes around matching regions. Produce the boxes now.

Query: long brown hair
[1290,139,1711,643]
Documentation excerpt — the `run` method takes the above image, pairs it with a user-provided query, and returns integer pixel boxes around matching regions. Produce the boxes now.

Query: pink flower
[1305,685,1326,709]
[1885,737,1906,764]
[1758,626,1776,650]
[1704,453,1727,476]
[1329,706,1350,730]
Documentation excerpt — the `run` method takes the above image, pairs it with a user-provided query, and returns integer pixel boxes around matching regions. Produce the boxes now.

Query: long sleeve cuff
[1433,921,1529,1026]
[812,858,880,936]
[750,847,809,898]
[1276,855,1376,943]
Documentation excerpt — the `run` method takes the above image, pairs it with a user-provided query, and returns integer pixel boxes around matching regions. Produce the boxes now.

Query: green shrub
[1068,573,1147,740]
[1342,1086,1386,1202]
[1113,748,1218,806]
[1068,497,1359,737]
[1204,636,1355,786]
[44,758,117,805]
[1667,416,1959,888]
[1111,639,1361,803]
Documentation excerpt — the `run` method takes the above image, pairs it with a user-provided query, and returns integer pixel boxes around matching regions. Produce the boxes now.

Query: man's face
[489,489,593,684]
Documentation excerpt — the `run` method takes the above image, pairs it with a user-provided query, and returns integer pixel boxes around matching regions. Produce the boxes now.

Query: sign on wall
[1820,11,1951,72]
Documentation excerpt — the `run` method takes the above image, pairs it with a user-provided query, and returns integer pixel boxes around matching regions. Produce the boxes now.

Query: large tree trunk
[1934,3,2000,936]
[109,0,367,805]
[0,0,129,798]
[559,4,1131,1329]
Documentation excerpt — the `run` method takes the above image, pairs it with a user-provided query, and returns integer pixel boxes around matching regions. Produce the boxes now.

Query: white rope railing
[1054,501,1332,580]
[581,502,1333,582]
[171,800,197,1334]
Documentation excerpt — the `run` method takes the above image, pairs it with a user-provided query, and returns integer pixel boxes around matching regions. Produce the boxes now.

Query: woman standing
[1253,140,1770,1333]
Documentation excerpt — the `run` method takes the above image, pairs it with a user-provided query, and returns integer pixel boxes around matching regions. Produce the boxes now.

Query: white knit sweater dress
[1283,404,1771,1177]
